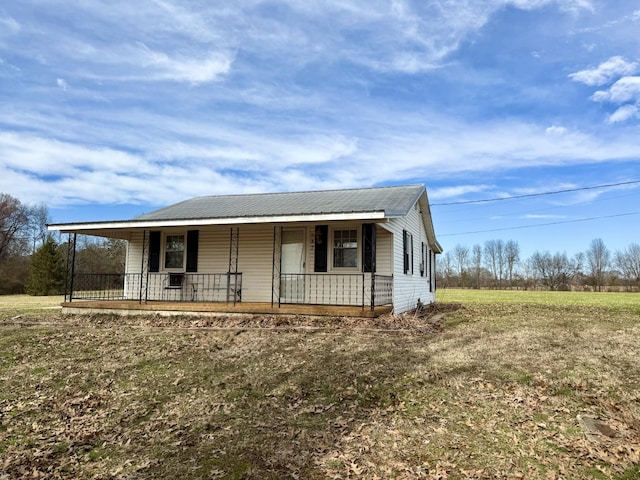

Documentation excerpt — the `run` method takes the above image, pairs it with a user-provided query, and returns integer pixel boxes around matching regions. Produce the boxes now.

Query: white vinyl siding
[375,227,392,276]
[388,202,435,313]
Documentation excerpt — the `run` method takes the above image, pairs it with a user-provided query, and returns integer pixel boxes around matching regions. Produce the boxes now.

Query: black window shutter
[362,223,376,273]
[314,225,328,272]
[148,231,161,272]
[410,234,414,274]
[429,250,434,292]
[403,230,408,274]
[421,242,425,277]
[186,230,199,272]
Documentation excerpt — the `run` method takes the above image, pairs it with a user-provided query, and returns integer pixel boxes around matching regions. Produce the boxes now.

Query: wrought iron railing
[68,273,137,301]
[279,273,393,309]
[68,272,391,309]
[372,275,393,307]
[69,272,242,304]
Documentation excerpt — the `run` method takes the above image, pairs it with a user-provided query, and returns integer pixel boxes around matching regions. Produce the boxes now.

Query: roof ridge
[190,183,423,201]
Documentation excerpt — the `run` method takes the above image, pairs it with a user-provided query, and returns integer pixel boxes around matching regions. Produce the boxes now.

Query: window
[403,230,413,275]
[164,234,185,269]
[333,229,358,268]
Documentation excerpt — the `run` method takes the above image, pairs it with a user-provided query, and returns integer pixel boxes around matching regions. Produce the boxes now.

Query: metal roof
[134,184,425,222]
[48,184,442,252]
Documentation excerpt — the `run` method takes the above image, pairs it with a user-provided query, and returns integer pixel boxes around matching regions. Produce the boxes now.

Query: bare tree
[452,244,469,287]
[484,239,506,288]
[0,193,30,259]
[437,251,455,288]
[504,240,520,287]
[586,238,610,292]
[28,202,52,250]
[529,250,574,290]
[615,243,640,289]
[471,244,482,289]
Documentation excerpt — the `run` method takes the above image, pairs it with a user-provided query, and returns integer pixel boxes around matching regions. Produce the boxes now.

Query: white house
[49,184,442,317]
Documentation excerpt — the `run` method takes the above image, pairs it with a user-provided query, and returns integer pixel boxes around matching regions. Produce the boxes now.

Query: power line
[431,180,640,206]
[438,211,640,237]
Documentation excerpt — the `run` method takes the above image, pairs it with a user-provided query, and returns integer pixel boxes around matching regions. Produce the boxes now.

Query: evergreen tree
[25,238,65,295]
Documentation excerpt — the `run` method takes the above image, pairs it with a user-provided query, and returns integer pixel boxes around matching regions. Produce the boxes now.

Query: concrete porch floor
[61,300,393,318]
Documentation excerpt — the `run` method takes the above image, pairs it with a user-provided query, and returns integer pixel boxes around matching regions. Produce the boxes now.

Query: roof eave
[48,211,388,233]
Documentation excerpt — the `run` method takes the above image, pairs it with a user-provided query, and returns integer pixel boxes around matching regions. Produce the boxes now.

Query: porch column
[64,233,77,303]
[228,227,239,305]
[139,230,150,303]
[363,223,376,309]
[271,226,282,307]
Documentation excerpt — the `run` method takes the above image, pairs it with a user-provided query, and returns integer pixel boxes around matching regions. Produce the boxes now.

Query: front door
[281,229,305,302]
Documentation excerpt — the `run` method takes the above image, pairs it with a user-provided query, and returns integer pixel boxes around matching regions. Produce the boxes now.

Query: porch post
[363,223,377,311]
[139,230,149,304]
[371,273,375,311]
[228,227,239,305]
[67,233,77,302]
[271,226,282,308]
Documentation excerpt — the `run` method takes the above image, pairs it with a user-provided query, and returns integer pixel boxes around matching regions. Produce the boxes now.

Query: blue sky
[1,0,639,258]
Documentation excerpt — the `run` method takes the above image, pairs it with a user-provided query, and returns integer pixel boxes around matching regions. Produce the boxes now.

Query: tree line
[437,238,640,291]
[0,193,125,295]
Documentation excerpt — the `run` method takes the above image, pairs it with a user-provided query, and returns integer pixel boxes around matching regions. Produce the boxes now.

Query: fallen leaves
[1,299,639,479]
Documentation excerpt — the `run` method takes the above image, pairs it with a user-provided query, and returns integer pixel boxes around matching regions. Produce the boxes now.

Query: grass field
[1,290,639,479]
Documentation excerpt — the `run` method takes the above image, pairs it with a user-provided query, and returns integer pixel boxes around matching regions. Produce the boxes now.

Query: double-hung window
[333,229,358,268]
[164,234,185,269]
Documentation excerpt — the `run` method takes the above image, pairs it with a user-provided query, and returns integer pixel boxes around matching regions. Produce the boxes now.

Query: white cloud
[607,104,639,123]
[56,78,67,90]
[589,76,640,123]
[3,109,640,210]
[569,56,638,86]
[545,125,568,135]
[591,76,640,103]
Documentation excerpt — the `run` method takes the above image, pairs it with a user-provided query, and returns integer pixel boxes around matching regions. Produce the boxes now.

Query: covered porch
[60,222,394,317]
[64,270,394,316]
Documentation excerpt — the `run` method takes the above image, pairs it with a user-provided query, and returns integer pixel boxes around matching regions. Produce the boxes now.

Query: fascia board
[48,211,387,233]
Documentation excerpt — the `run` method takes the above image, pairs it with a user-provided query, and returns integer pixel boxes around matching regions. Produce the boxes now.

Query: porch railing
[68,272,391,310]
[279,273,393,309]
[68,272,242,304]
[372,274,393,307]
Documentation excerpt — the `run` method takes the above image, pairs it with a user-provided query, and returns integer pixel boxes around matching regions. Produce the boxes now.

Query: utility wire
[438,211,640,237]
[431,179,640,206]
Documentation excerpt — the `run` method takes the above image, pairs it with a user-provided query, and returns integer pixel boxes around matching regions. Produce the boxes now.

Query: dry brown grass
[0,292,639,479]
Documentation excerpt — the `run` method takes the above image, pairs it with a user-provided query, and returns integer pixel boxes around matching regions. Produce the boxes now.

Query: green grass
[0,294,64,319]
[0,291,639,479]
[438,287,640,309]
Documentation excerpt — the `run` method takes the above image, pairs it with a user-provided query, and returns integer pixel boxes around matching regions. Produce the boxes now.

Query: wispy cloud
[430,184,494,200]
[133,44,233,84]
[522,214,567,219]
